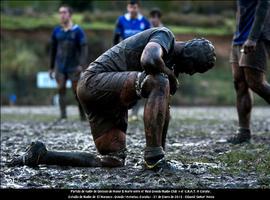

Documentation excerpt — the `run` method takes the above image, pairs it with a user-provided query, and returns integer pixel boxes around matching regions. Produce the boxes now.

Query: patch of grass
[1,113,56,122]
[169,25,231,36]
[257,177,270,187]
[215,144,270,175]
[1,14,231,35]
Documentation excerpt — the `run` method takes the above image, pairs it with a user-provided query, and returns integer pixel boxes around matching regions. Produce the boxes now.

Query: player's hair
[59,4,73,15]
[182,38,216,72]
[128,0,140,6]
[150,8,162,18]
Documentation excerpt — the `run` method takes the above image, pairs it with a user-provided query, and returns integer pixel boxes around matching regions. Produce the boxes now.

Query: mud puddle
[1,106,269,188]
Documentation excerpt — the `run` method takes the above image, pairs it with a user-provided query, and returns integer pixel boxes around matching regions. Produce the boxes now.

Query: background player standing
[49,5,88,121]
[228,0,270,144]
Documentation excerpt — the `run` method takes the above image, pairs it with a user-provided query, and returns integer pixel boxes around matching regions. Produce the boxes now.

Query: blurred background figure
[8,93,17,106]
[113,0,151,121]
[149,8,163,28]
[113,0,151,45]
[228,0,270,144]
[49,5,88,121]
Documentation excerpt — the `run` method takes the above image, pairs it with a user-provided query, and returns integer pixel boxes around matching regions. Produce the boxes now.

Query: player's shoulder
[52,25,62,33]
[153,27,174,36]
[72,24,84,32]
[117,15,126,22]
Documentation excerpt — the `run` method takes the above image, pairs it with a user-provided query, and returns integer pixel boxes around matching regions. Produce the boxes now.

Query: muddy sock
[59,93,67,118]
[39,151,101,167]
[39,151,123,167]
[144,146,165,165]
[237,127,251,138]
[236,127,251,140]
[228,127,251,144]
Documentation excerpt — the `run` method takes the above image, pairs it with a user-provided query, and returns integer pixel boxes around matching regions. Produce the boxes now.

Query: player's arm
[141,42,178,95]
[244,0,269,54]
[77,28,88,71]
[113,33,121,45]
[49,30,57,79]
[78,44,88,71]
[113,17,122,45]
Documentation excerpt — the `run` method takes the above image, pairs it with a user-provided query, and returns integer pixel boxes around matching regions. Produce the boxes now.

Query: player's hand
[243,39,256,54]
[49,69,54,79]
[168,74,179,95]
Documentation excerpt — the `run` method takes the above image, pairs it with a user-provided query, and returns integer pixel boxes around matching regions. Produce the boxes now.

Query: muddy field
[1,106,270,189]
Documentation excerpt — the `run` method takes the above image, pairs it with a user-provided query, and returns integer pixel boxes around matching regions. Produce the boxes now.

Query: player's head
[59,5,73,24]
[127,0,140,18]
[173,38,216,76]
[149,8,162,27]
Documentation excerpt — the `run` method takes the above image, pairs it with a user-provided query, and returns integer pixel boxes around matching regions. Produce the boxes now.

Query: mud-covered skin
[230,63,270,143]
[56,74,86,120]
[230,47,270,143]
[229,1,270,143]
[141,42,179,95]
[142,74,170,164]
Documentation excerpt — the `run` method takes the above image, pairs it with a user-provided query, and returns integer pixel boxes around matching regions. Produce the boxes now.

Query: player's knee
[233,79,247,92]
[94,129,126,155]
[245,73,260,92]
[141,74,169,98]
[58,87,66,94]
[246,78,264,94]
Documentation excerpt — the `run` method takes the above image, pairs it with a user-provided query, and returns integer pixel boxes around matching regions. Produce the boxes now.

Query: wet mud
[1,106,269,189]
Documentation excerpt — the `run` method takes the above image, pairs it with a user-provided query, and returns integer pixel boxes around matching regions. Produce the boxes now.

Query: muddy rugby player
[49,5,88,121]
[9,27,216,171]
[228,0,270,144]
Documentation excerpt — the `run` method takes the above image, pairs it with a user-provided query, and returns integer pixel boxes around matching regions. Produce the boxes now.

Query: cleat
[227,128,251,144]
[144,158,180,172]
[7,141,47,167]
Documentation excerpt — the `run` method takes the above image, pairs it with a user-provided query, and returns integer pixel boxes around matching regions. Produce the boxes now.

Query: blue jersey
[233,0,270,45]
[115,13,151,40]
[51,24,87,73]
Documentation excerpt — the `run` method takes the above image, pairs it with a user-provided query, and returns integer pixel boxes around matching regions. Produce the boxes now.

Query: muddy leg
[244,68,270,104]
[39,151,123,167]
[56,78,67,119]
[232,63,253,129]
[141,74,170,165]
[228,63,253,144]
[8,128,126,168]
[162,105,170,150]
[40,128,126,167]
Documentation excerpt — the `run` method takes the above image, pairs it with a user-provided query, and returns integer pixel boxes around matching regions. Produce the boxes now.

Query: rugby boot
[144,158,180,172]
[7,141,47,167]
[227,127,251,144]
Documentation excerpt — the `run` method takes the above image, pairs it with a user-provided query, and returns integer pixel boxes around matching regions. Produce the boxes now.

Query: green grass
[1,14,231,35]
[209,144,270,177]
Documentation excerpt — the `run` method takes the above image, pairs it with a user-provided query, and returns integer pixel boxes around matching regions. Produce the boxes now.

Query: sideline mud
[1,106,269,188]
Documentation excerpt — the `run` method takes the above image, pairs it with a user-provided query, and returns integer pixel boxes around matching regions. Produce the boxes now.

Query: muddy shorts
[229,40,270,72]
[78,70,145,140]
[55,67,82,82]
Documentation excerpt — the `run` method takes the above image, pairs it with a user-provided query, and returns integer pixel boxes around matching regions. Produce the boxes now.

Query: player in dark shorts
[49,5,88,120]
[228,0,270,144]
[8,27,216,170]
